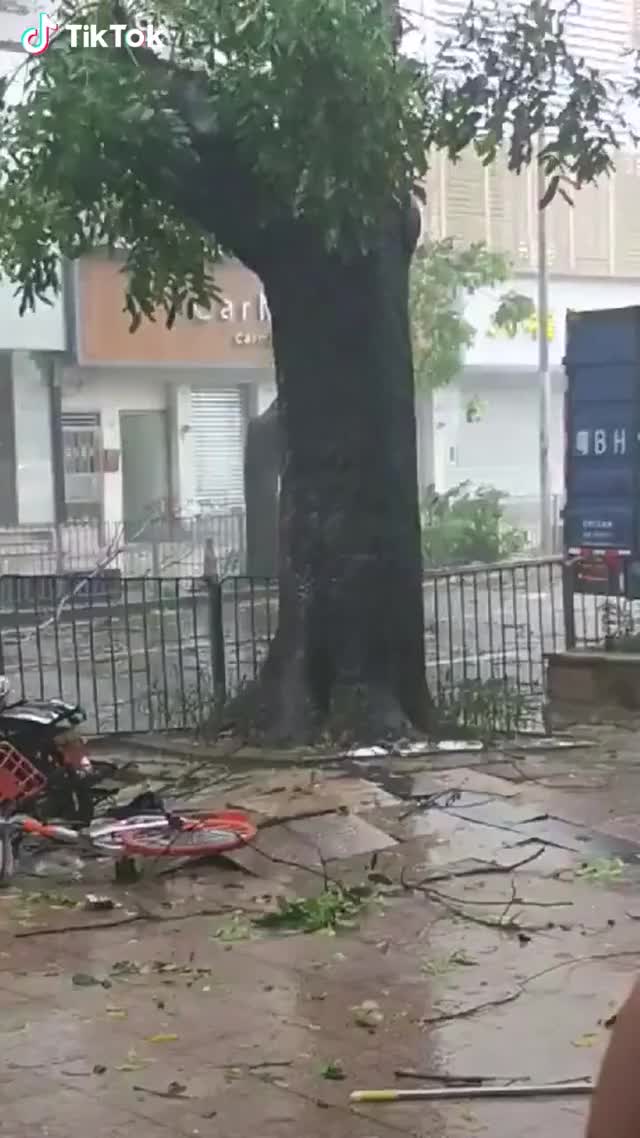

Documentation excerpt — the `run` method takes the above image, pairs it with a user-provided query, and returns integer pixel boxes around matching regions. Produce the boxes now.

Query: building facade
[2,0,640,564]
[410,0,640,543]
[58,255,276,534]
[419,275,640,542]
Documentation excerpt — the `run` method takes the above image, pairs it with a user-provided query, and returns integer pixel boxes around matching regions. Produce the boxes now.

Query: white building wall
[412,273,640,551]
[464,276,640,371]
[421,275,640,504]
[12,352,55,524]
[58,366,273,527]
[447,373,566,496]
[167,384,196,515]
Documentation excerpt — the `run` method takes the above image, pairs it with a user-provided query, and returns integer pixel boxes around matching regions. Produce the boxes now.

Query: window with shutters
[613,157,640,275]
[572,181,611,275]
[564,0,630,72]
[423,162,442,240]
[443,150,488,246]
[634,0,640,47]
[487,156,532,265]
[191,388,246,509]
[544,193,574,275]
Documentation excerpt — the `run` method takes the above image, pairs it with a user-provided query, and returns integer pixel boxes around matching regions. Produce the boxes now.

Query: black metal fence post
[562,560,576,649]
[204,538,226,706]
[207,579,227,707]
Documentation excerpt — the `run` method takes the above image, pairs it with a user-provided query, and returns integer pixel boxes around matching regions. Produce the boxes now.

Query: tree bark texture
[251,204,432,741]
[244,397,280,578]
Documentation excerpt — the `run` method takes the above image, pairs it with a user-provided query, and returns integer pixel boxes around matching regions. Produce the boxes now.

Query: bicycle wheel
[121,810,257,858]
[89,814,170,854]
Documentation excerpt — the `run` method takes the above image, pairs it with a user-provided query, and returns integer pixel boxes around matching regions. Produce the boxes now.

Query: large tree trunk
[252,204,432,742]
[244,397,280,578]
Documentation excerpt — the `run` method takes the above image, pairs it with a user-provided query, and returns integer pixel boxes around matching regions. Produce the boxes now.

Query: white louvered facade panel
[564,0,631,73]
[634,0,640,46]
[191,387,246,508]
[443,151,488,245]
[428,0,632,71]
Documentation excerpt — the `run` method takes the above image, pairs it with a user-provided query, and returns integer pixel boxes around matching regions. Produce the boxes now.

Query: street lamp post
[537,133,553,554]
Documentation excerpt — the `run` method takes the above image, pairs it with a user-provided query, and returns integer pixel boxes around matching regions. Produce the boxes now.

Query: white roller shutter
[191,387,246,508]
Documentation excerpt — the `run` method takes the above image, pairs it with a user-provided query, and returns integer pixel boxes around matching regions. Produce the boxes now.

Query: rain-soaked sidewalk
[3,726,640,1138]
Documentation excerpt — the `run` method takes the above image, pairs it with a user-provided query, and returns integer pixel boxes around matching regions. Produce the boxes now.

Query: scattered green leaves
[253,884,371,935]
[72,972,111,988]
[320,1059,346,1081]
[421,949,477,976]
[110,959,213,980]
[576,858,625,882]
[212,915,253,942]
[18,890,78,909]
[572,1032,599,1048]
[491,290,536,338]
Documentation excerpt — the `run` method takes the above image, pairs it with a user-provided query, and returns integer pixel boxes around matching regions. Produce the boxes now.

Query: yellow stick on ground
[350,1082,594,1103]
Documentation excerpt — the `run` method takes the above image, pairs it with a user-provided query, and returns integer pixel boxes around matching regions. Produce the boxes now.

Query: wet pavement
[3,727,640,1137]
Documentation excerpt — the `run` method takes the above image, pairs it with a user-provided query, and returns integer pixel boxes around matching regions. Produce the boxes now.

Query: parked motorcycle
[0,677,104,823]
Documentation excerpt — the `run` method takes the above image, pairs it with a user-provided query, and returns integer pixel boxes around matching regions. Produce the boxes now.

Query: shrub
[421,482,527,568]
[436,677,539,741]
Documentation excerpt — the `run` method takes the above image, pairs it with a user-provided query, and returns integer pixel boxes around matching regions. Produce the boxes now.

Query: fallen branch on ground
[13,902,245,938]
[394,1070,505,1084]
[400,865,547,933]
[393,1069,591,1085]
[132,1085,190,1099]
[424,884,570,908]
[256,806,339,830]
[218,1060,294,1070]
[19,515,159,644]
[422,988,523,1024]
[420,949,640,1026]
[410,846,544,885]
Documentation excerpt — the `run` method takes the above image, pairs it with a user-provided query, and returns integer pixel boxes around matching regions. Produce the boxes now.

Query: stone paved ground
[2,729,640,1137]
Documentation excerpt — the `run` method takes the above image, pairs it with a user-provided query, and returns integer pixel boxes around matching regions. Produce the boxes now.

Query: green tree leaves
[430,0,626,193]
[0,0,631,323]
[410,238,534,390]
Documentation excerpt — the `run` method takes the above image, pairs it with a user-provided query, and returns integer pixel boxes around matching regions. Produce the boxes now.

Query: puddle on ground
[409,768,521,800]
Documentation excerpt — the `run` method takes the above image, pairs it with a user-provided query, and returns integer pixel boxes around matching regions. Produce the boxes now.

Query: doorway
[120,411,170,540]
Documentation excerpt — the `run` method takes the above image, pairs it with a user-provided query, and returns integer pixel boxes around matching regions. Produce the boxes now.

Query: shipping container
[564,306,640,597]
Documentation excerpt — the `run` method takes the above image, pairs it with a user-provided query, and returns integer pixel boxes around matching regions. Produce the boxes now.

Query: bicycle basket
[0,742,47,803]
